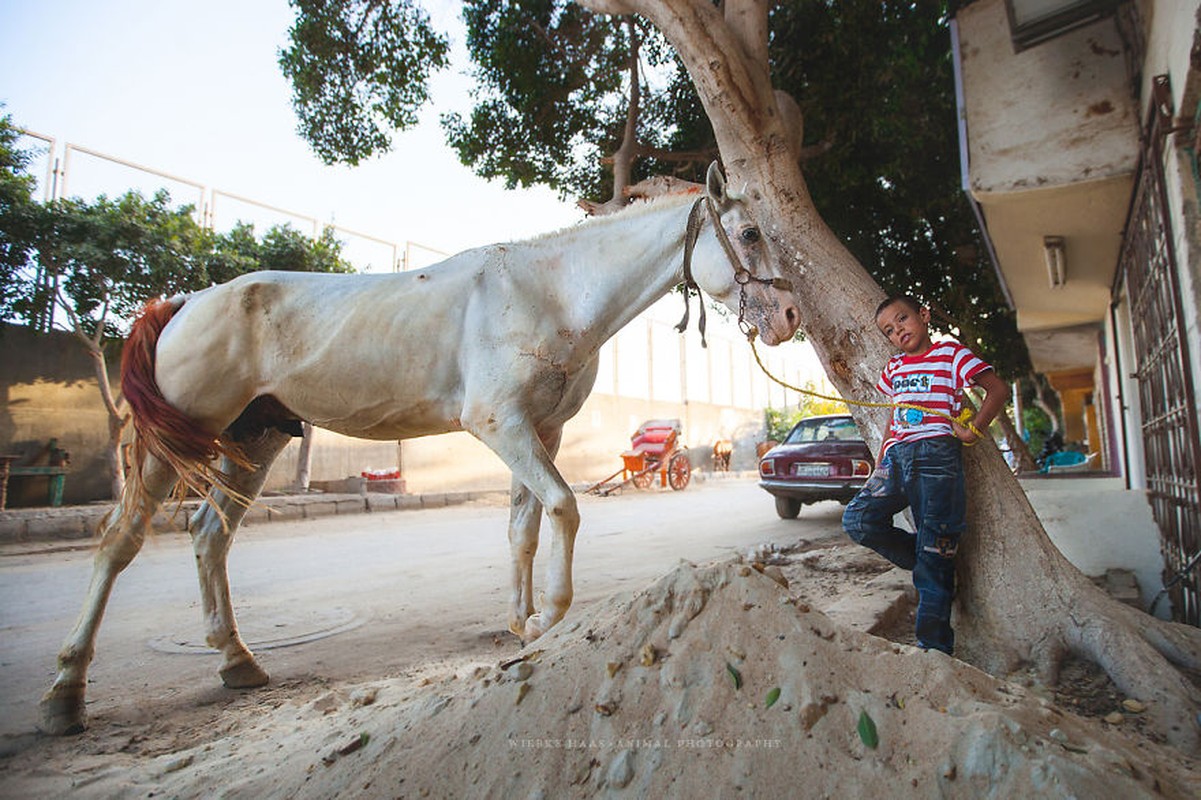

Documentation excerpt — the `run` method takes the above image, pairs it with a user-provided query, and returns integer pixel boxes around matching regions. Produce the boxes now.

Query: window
[1004,0,1119,51]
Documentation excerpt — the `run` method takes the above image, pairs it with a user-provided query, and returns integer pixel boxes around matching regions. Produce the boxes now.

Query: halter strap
[675,198,708,347]
[676,195,794,345]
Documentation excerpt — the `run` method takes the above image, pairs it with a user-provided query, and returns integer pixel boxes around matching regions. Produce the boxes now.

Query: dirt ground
[2,539,1198,798]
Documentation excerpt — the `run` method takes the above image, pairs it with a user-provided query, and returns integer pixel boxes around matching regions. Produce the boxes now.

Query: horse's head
[689,162,801,346]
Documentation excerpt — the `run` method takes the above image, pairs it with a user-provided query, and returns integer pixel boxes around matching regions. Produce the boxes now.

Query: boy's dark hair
[875,294,923,318]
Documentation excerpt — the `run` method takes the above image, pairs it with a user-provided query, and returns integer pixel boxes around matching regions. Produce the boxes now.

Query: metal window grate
[1119,81,1201,626]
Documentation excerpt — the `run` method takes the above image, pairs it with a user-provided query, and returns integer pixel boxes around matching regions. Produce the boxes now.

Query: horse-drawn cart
[584,419,692,496]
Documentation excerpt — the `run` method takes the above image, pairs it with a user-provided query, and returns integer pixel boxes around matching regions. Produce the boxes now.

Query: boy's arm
[955,369,1009,443]
[876,415,893,465]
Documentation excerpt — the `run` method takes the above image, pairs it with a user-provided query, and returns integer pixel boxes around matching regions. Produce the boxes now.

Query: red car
[758,414,874,519]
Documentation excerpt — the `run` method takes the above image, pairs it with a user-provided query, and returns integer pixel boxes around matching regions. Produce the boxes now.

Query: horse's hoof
[220,658,270,689]
[522,614,550,641]
[38,689,87,736]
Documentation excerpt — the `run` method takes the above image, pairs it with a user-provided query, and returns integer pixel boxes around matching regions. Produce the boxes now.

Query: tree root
[1065,598,1201,753]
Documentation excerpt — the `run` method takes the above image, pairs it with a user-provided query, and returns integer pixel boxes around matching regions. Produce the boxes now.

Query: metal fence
[16,129,445,273]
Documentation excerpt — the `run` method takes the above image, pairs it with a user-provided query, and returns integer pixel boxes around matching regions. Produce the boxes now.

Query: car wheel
[774,496,801,519]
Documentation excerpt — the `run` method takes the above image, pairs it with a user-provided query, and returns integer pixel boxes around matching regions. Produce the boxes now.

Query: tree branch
[798,136,836,161]
[581,0,785,176]
[608,15,642,205]
[577,0,639,14]
[91,296,109,350]
[723,0,770,71]
[600,144,719,165]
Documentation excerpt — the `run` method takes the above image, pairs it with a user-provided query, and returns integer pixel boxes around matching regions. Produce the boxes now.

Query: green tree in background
[0,111,40,323]
[279,0,451,166]
[0,114,355,496]
[765,387,850,443]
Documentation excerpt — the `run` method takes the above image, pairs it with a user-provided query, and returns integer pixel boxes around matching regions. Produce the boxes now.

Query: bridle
[675,195,793,346]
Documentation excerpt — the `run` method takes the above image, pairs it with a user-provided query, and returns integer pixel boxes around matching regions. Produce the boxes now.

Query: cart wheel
[667,453,691,490]
[632,468,655,489]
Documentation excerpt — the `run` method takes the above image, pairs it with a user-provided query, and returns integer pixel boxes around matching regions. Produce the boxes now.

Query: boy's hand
[952,419,981,444]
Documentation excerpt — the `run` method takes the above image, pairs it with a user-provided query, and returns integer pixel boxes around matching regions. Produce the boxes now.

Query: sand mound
[23,559,1200,798]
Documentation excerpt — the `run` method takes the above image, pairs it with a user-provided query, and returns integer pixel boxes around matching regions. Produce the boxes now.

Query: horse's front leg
[188,429,291,689]
[39,454,178,735]
[476,419,576,641]
[507,476,541,636]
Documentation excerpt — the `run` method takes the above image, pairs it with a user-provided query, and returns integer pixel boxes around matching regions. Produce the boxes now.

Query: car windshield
[784,417,861,444]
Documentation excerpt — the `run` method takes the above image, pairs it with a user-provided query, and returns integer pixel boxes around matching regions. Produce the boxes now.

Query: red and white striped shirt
[878,340,991,456]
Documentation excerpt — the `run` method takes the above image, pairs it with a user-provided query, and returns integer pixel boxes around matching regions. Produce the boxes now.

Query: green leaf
[765,687,781,708]
[857,709,879,749]
[726,662,742,690]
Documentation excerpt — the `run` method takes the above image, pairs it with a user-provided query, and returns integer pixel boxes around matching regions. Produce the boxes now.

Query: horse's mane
[525,191,699,245]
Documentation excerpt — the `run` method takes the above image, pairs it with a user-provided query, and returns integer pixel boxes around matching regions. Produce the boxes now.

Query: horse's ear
[706,161,732,211]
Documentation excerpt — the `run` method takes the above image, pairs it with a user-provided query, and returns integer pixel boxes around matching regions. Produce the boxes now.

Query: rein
[676,196,793,347]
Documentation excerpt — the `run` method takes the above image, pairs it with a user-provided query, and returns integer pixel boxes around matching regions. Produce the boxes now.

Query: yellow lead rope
[744,329,984,444]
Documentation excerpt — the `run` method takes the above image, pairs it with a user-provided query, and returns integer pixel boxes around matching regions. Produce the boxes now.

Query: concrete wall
[958,0,1140,195]
[1022,476,1167,616]
[261,392,765,496]
[0,324,120,506]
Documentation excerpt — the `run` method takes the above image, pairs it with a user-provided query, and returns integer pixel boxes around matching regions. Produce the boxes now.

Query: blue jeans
[842,436,966,654]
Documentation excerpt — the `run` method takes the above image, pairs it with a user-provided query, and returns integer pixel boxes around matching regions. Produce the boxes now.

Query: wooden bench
[0,446,70,510]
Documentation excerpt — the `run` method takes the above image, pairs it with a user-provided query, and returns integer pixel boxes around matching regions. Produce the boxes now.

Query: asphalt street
[0,478,849,740]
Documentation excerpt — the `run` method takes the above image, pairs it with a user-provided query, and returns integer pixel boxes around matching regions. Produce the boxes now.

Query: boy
[842,295,1008,655]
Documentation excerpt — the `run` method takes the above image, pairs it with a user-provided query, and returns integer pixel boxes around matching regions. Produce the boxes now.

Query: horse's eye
[741,228,760,244]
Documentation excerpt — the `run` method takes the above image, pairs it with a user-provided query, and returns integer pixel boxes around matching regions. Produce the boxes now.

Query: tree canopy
[281,0,1030,378]
[0,111,39,323]
[279,0,452,166]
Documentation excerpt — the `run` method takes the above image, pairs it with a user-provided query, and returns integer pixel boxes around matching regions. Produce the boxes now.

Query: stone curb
[0,470,761,546]
[0,489,509,546]
[822,567,915,635]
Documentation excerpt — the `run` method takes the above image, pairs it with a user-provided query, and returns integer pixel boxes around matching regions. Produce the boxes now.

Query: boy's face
[876,300,933,355]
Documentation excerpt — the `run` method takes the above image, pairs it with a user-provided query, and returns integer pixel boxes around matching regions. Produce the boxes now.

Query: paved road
[0,478,848,739]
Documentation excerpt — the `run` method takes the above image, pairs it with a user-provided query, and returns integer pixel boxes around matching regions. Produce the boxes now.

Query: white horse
[39,163,801,734]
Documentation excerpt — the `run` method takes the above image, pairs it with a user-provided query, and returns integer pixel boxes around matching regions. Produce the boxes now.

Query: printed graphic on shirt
[876,340,991,456]
[892,374,932,394]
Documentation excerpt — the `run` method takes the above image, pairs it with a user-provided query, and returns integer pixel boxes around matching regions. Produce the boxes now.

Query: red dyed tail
[121,299,250,507]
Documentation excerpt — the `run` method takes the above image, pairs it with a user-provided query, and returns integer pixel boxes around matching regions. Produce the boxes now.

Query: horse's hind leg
[187,428,292,690]
[39,453,179,735]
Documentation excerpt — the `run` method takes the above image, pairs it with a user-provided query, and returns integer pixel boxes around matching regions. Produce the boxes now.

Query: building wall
[958,0,1140,195]
[0,324,119,505]
[264,392,765,496]
[1143,1,1201,434]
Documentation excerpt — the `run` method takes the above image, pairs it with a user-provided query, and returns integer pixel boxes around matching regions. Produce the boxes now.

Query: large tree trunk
[581,0,1201,752]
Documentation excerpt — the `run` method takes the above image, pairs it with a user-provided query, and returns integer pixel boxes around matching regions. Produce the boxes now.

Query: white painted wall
[957,0,1139,195]
[1023,477,1167,616]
